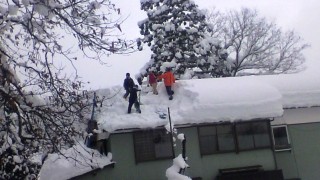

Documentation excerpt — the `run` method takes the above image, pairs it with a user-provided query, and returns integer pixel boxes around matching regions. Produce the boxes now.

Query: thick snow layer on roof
[174,77,283,123]
[253,73,320,108]
[96,72,320,132]
[96,76,286,132]
[38,142,113,180]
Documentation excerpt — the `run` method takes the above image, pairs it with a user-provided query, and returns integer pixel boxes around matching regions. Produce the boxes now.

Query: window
[198,124,235,155]
[235,121,271,151]
[272,125,291,151]
[198,121,272,155]
[133,129,174,162]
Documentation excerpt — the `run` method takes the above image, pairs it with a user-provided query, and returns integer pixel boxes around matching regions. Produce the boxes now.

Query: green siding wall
[276,123,320,180]
[78,127,276,180]
[82,133,174,180]
[177,127,276,179]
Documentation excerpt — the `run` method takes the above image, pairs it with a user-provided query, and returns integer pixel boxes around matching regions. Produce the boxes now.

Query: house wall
[275,122,320,180]
[88,133,175,180]
[273,107,320,180]
[78,127,276,180]
[274,107,320,180]
[176,127,276,179]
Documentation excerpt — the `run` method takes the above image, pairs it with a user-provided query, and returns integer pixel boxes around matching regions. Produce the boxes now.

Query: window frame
[197,120,273,156]
[271,125,291,152]
[235,120,272,151]
[198,123,236,155]
[133,128,175,163]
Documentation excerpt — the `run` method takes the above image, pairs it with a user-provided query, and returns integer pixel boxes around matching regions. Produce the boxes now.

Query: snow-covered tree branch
[0,0,133,178]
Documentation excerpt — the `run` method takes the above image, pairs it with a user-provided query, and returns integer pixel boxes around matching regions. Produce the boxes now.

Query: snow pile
[39,142,113,180]
[166,132,190,180]
[96,76,284,132]
[96,73,320,132]
[176,77,283,123]
[166,154,191,180]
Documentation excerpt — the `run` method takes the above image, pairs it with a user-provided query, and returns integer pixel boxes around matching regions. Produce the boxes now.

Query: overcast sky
[74,0,320,89]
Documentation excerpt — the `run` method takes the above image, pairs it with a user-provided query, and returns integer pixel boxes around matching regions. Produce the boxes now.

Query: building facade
[76,106,320,180]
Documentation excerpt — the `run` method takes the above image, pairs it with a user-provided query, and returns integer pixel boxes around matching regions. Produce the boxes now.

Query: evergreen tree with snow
[138,0,231,79]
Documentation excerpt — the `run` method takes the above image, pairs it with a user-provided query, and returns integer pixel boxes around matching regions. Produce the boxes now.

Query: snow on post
[166,154,191,180]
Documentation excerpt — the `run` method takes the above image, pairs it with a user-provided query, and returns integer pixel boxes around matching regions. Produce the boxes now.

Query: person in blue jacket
[123,73,135,99]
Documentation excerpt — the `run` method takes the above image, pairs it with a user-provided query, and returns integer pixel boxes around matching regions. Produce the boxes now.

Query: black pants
[165,86,174,96]
[128,101,141,113]
[123,90,130,98]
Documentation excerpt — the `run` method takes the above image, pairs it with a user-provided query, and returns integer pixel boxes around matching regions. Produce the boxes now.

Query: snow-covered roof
[38,142,113,180]
[252,73,320,108]
[96,72,320,132]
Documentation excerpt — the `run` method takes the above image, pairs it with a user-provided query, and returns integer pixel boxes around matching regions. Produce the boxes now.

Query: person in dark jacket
[128,85,141,114]
[123,73,135,99]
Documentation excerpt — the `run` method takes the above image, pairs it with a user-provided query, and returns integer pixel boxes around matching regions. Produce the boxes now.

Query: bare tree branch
[206,7,310,76]
[0,0,134,178]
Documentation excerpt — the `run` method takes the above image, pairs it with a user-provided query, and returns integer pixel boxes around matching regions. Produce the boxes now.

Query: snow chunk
[177,134,185,141]
[8,5,19,15]
[165,22,175,31]
[166,154,191,180]
[21,0,30,6]
[13,155,23,164]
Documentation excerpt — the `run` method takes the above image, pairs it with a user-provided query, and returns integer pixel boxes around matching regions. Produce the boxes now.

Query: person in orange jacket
[158,67,175,100]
